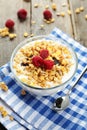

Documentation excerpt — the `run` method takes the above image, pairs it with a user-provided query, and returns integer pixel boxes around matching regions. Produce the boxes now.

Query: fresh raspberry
[43,10,52,20]
[32,56,44,67]
[5,19,15,29]
[44,60,54,70]
[17,9,27,20]
[40,49,49,59]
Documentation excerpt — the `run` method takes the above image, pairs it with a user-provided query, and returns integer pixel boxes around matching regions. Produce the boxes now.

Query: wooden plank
[0,0,30,66]
[31,0,73,36]
[69,0,87,47]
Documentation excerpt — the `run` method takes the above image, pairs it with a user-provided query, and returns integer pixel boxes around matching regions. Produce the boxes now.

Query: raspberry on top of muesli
[13,40,74,88]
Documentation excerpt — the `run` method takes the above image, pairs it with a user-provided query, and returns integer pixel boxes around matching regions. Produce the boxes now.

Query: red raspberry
[40,49,49,59]
[17,9,27,20]
[44,60,54,70]
[5,19,15,29]
[43,10,52,20]
[32,56,44,67]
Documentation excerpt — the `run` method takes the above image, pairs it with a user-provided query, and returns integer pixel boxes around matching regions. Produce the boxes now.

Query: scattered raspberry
[43,10,52,20]
[17,9,27,20]
[44,60,54,70]
[5,19,15,29]
[32,56,44,67]
[40,49,49,59]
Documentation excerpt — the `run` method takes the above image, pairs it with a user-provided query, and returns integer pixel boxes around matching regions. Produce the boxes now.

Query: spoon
[53,66,87,111]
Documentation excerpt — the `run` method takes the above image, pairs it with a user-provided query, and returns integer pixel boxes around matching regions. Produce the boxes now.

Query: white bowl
[10,35,78,96]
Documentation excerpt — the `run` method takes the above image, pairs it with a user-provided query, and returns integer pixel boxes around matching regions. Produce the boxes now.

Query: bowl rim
[10,35,78,90]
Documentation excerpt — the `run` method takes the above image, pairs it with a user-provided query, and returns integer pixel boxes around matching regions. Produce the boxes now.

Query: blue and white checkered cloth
[0,27,87,130]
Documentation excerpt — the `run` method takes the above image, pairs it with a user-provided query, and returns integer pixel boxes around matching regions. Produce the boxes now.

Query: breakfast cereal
[13,40,76,88]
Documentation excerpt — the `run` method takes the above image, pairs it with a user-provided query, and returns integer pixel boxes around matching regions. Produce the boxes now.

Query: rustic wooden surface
[0,0,87,67]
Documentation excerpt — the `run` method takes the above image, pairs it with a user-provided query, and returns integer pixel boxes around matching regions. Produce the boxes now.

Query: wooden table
[0,0,87,67]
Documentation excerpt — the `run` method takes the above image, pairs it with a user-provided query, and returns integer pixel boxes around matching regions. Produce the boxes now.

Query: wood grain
[69,0,87,47]
[0,0,87,67]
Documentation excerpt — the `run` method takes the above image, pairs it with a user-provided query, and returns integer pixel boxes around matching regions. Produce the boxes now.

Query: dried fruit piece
[32,56,44,67]
[5,19,15,29]
[17,9,27,20]
[43,10,52,21]
[40,49,49,59]
[44,60,54,70]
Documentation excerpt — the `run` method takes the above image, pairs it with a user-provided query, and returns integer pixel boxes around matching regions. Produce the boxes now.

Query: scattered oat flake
[67,10,72,15]
[31,21,36,24]
[30,33,34,37]
[79,6,84,11]
[9,33,16,39]
[75,8,80,14]
[24,32,29,37]
[85,15,87,20]
[40,24,44,29]
[0,106,8,118]
[60,12,65,17]
[34,4,39,8]
[9,116,14,121]
[45,5,49,9]
[0,82,8,91]
[1,110,8,117]
[50,18,55,23]
[56,13,60,16]
[62,3,67,7]
[52,3,57,10]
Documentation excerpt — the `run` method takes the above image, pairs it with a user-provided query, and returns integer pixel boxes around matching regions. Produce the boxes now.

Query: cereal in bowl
[13,40,75,88]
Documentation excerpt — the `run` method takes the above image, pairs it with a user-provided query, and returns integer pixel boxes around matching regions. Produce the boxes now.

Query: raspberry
[17,9,27,20]
[32,56,44,67]
[43,10,52,20]
[40,49,49,59]
[5,19,15,29]
[44,60,54,70]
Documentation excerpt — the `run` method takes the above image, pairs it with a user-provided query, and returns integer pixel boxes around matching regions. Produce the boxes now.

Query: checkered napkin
[0,27,87,130]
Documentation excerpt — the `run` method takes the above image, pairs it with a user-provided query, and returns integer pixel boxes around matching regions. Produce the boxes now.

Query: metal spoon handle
[68,66,87,95]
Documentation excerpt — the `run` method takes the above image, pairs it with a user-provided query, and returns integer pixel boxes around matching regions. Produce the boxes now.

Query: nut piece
[0,82,8,91]
[75,8,80,14]
[60,12,65,17]
[34,4,39,8]
[9,33,16,39]
[24,32,29,37]
[52,3,57,10]
[85,15,87,20]
[79,6,84,12]
[40,24,44,29]
[45,5,49,9]
[0,106,8,118]
[67,10,72,15]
